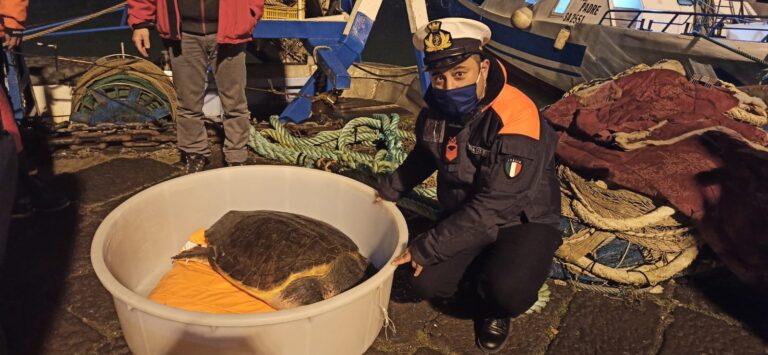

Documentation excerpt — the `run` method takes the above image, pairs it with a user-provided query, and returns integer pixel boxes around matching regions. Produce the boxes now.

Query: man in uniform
[377,18,562,352]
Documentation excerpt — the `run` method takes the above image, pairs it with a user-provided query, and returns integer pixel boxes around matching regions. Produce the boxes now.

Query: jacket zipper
[200,0,206,34]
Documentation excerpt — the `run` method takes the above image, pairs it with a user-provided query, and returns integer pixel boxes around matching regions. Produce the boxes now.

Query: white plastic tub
[91,166,408,355]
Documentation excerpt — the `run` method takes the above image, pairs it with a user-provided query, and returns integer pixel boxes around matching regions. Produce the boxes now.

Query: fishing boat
[439,0,768,90]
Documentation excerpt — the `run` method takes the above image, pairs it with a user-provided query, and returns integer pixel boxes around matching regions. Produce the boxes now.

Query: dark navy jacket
[378,59,560,266]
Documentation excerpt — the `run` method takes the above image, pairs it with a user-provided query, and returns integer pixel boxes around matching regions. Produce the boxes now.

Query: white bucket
[91,166,408,355]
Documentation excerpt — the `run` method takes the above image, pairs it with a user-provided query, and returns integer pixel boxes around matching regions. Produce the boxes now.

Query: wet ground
[1,141,766,355]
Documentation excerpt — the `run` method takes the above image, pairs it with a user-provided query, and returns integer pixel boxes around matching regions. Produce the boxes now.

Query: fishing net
[550,59,768,291]
[70,55,177,126]
[553,165,699,290]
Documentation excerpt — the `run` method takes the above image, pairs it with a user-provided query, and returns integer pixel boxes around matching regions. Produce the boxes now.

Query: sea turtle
[173,210,372,310]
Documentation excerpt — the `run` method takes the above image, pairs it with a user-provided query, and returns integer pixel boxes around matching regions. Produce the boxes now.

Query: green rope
[248,114,437,214]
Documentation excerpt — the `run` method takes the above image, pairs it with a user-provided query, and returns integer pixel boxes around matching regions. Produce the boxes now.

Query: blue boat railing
[23,6,129,38]
[598,9,768,42]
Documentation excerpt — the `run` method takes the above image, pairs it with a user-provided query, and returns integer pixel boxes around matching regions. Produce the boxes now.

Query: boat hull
[447,0,768,90]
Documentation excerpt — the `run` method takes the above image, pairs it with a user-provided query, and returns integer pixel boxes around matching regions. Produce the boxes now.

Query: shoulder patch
[490,85,540,140]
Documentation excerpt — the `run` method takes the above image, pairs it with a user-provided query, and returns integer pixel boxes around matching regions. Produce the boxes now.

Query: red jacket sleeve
[127,0,157,28]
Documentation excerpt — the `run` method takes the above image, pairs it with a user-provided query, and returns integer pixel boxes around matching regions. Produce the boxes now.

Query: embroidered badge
[505,158,523,178]
[424,21,453,53]
[445,136,458,162]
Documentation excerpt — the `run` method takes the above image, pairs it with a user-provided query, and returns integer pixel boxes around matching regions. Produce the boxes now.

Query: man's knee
[409,274,456,300]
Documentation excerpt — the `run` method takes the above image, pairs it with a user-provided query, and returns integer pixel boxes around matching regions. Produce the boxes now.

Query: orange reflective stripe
[497,58,508,80]
[479,59,540,140]
[493,85,540,140]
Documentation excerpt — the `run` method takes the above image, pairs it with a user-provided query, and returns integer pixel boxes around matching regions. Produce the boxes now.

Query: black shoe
[11,197,33,219]
[184,154,209,174]
[31,190,71,213]
[475,318,510,353]
[12,176,71,218]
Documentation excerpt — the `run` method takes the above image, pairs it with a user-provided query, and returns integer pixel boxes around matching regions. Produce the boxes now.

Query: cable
[23,2,128,43]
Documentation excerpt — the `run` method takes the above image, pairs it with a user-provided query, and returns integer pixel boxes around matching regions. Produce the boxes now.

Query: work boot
[184,154,209,174]
[475,318,510,353]
[12,175,70,218]
[10,197,33,219]
[30,189,70,213]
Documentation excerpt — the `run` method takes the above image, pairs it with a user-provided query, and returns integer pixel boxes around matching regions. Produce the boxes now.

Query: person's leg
[474,223,562,352]
[168,35,212,165]
[0,128,18,264]
[211,41,250,165]
[1,85,68,217]
[408,245,483,300]
[480,223,562,317]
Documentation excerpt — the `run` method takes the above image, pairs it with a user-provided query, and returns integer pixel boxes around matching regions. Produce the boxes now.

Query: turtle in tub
[173,210,374,309]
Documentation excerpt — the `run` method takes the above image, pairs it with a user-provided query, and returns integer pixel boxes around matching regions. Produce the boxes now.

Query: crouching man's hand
[391,247,423,277]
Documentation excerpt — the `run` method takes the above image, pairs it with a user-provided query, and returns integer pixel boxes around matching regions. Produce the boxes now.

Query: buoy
[554,28,571,50]
[512,7,533,30]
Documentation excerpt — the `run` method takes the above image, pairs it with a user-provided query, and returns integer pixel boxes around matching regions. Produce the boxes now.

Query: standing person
[128,0,265,173]
[377,19,562,352]
[0,95,14,355]
[1,0,70,218]
[1,1,24,351]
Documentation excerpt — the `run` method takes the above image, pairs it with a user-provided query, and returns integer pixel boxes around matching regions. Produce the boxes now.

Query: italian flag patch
[505,158,523,178]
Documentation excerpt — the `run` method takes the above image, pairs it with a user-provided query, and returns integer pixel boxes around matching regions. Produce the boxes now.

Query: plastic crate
[263,0,305,20]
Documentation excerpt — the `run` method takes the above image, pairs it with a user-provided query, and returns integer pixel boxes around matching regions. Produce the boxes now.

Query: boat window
[677,0,694,5]
[613,0,643,9]
[553,0,571,14]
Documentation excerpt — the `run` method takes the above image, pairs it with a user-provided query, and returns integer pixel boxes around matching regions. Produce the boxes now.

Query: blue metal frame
[414,49,429,94]
[5,6,132,122]
[2,51,28,122]
[251,20,347,40]
[24,6,130,38]
[252,5,381,122]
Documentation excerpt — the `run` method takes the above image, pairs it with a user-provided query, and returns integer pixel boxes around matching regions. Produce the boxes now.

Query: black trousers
[409,223,562,318]
[0,132,18,266]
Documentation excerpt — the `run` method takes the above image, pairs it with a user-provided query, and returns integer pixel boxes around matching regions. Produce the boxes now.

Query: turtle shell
[205,210,371,309]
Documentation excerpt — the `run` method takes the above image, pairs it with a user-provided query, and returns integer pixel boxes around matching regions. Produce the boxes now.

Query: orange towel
[148,229,276,314]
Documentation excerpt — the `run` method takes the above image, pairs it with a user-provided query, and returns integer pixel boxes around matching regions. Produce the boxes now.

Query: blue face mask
[430,72,483,117]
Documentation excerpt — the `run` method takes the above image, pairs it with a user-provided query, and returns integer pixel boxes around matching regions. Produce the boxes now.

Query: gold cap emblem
[424,21,452,53]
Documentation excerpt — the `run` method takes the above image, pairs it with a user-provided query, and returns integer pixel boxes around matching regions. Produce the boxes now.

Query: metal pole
[405,0,431,94]
[2,51,25,122]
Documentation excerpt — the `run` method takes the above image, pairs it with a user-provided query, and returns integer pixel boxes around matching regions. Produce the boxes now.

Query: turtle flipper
[172,246,210,261]
[279,276,326,308]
